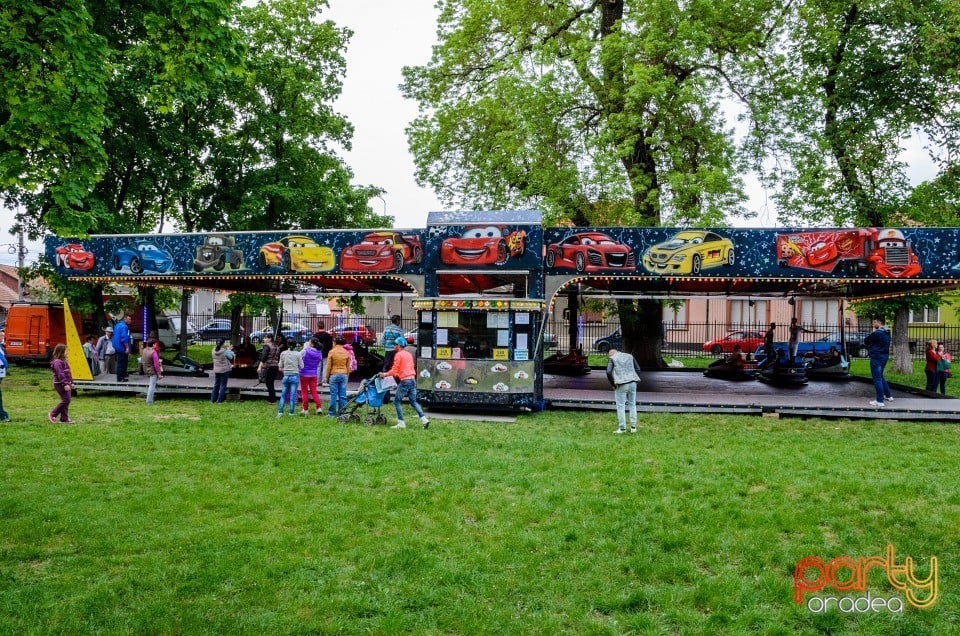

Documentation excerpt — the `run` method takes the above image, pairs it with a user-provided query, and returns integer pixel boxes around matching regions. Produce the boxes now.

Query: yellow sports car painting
[642,231,735,275]
[258,236,335,272]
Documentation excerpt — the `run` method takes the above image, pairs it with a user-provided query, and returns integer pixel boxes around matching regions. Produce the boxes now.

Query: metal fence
[543,319,960,361]
[173,312,960,361]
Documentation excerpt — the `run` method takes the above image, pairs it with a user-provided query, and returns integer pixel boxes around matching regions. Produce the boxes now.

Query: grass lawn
[1,367,956,634]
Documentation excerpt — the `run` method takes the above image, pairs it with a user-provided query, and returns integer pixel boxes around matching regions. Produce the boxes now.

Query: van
[131,310,197,349]
[3,303,87,362]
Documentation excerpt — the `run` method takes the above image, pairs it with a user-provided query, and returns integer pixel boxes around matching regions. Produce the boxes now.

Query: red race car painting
[339,231,423,272]
[777,228,921,278]
[545,232,635,272]
[55,243,96,270]
[440,225,526,266]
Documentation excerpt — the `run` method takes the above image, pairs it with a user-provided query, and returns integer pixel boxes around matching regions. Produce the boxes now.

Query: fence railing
[172,312,958,361]
[543,319,960,361]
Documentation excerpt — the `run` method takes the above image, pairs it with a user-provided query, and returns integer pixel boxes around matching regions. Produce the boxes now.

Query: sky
[0,0,939,266]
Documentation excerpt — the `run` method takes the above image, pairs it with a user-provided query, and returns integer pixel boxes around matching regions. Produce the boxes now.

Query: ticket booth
[413,298,546,411]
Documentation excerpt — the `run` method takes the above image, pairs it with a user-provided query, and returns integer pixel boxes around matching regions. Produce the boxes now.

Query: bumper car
[161,353,209,377]
[804,352,850,380]
[544,349,591,376]
[703,359,759,380]
[757,348,808,385]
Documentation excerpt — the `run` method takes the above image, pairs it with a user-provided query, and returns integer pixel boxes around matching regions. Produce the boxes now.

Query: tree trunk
[618,298,665,369]
[892,306,912,374]
[567,286,580,354]
[178,288,191,356]
[230,304,244,346]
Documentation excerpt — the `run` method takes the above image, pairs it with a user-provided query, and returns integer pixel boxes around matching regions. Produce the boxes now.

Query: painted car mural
[55,243,95,271]
[776,228,921,278]
[258,236,335,272]
[112,240,174,274]
[194,234,244,272]
[642,231,735,275]
[545,232,635,272]
[340,231,423,272]
[440,225,526,266]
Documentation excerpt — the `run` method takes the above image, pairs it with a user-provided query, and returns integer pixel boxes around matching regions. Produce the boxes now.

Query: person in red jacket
[378,337,429,429]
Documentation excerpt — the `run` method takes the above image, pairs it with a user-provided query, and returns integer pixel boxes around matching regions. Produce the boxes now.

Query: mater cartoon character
[193,234,244,272]
[339,231,423,272]
[440,225,526,266]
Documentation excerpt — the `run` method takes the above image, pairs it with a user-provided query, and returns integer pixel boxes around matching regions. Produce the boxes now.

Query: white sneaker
[276,412,283,418]
[301,409,308,416]
[421,415,430,429]
[886,396,894,401]
[869,400,885,407]
[630,426,637,433]
[614,428,626,434]
[391,421,407,429]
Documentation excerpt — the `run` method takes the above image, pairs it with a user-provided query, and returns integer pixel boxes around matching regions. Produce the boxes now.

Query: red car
[339,231,423,272]
[55,243,96,270]
[330,324,376,346]
[545,232,635,272]
[702,330,766,355]
[440,225,526,266]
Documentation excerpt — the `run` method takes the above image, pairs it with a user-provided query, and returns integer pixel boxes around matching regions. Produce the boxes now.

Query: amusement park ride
[46,211,960,411]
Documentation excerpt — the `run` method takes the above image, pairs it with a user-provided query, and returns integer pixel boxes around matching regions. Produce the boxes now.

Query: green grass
[2,368,957,634]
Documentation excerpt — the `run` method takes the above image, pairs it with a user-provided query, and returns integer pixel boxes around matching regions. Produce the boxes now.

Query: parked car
[593,329,622,353]
[330,324,376,346]
[195,319,238,342]
[813,331,870,358]
[702,330,766,355]
[250,322,312,344]
[404,329,419,346]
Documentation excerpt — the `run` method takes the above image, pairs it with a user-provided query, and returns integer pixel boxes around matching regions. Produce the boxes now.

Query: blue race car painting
[112,240,174,274]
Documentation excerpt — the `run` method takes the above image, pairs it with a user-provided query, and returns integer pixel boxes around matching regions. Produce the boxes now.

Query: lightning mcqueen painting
[440,225,526,266]
[339,231,423,272]
[545,232,635,272]
[55,243,96,271]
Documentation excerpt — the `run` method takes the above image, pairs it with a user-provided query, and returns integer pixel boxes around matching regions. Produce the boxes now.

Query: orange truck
[776,228,921,278]
[2,303,88,363]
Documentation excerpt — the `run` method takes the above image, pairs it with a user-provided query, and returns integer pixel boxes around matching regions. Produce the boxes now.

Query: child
[277,338,303,417]
[49,343,75,423]
[83,334,100,376]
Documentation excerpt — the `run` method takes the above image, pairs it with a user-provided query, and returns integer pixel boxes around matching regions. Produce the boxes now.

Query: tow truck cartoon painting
[776,228,921,278]
[440,225,527,266]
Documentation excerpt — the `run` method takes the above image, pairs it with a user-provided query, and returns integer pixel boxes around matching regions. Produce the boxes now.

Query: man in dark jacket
[864,316,893,407]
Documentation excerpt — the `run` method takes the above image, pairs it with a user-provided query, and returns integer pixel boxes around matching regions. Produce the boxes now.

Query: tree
[1,0,109,232]
[402,0,767,365]
[746,0,960,227]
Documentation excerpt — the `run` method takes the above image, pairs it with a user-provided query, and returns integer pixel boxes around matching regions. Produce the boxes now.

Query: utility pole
[17,229,25,301]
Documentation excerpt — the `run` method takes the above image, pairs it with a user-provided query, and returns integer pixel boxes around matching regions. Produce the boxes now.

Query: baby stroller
[336,376,389,425]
